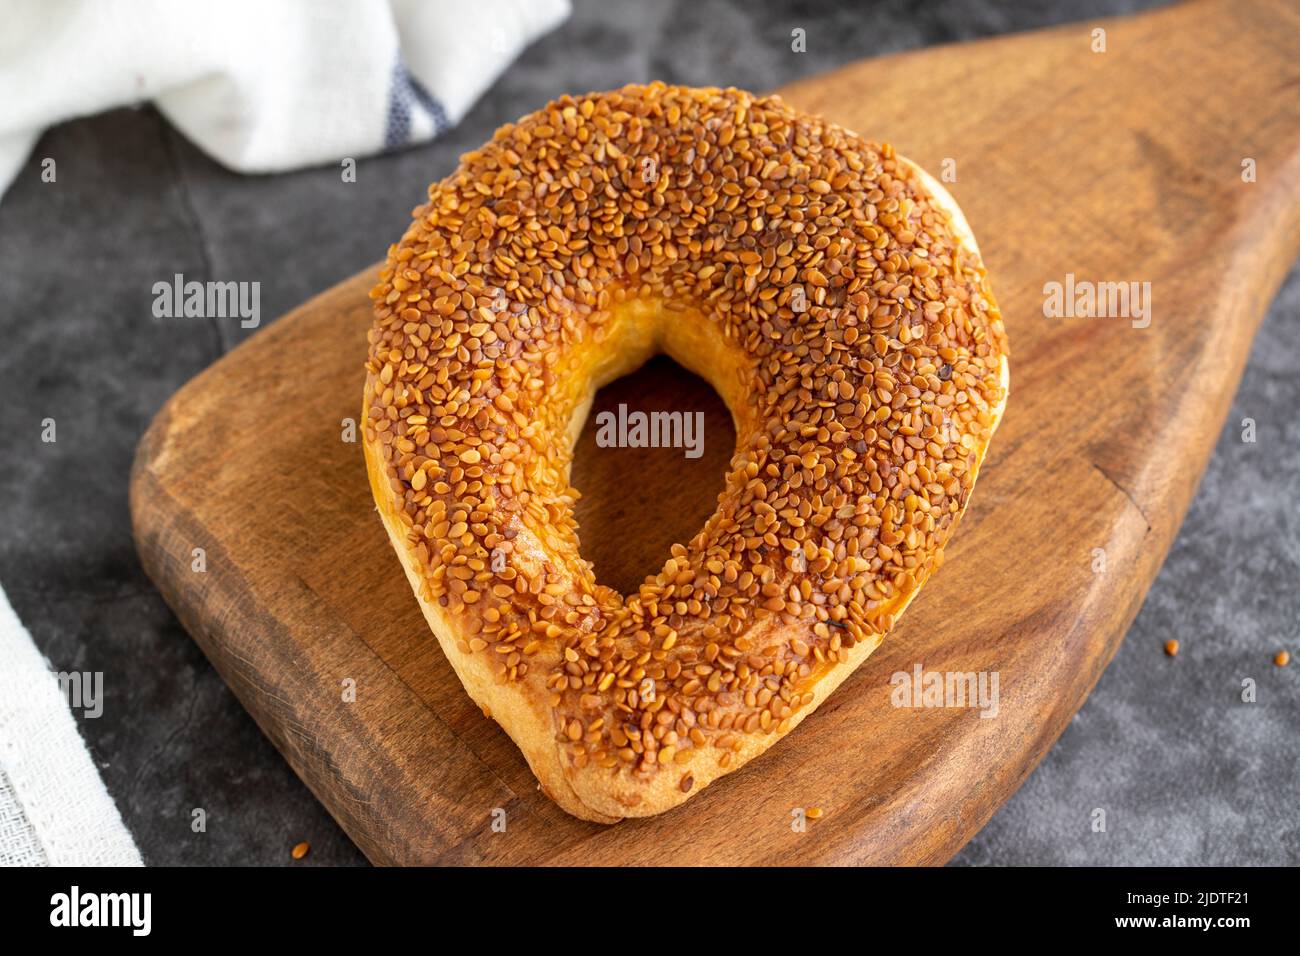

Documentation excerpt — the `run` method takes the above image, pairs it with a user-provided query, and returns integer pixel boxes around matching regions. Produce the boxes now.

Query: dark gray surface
[1,0,1294,867]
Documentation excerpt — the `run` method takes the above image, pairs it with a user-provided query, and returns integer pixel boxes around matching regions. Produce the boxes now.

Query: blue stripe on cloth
[385,58,452,149]
[408,74,451,136]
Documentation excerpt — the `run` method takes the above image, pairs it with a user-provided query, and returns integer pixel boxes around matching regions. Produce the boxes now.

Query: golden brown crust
[363,83,1010,821]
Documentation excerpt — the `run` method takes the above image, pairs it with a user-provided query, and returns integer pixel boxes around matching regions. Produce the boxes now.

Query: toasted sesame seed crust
[364,83,1009,821]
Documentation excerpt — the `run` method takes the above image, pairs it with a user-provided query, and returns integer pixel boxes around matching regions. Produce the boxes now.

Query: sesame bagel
[363,83,1009,822]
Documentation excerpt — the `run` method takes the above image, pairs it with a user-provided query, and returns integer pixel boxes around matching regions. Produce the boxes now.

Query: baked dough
[363,84,1009,822]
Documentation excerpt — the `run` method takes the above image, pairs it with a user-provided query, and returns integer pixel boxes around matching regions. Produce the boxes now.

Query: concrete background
[1,0,1295,866]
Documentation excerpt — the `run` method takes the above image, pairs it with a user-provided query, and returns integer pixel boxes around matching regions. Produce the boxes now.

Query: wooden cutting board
[130,0,1300,865]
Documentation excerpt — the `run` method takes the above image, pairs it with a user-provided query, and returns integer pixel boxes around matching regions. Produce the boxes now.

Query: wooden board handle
[1102,0,1300,297]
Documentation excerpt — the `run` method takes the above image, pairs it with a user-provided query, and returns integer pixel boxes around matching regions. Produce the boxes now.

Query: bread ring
[363,83,1009,822]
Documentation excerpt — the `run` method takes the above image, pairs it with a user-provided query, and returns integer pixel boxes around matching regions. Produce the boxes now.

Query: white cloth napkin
[0,0,570,202]
[0,584,142,866]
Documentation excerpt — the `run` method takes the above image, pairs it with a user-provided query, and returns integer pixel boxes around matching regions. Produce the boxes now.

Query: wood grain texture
[130,0,1300,865]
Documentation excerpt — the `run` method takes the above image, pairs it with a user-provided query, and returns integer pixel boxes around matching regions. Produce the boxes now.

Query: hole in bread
[571,355,736,598]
